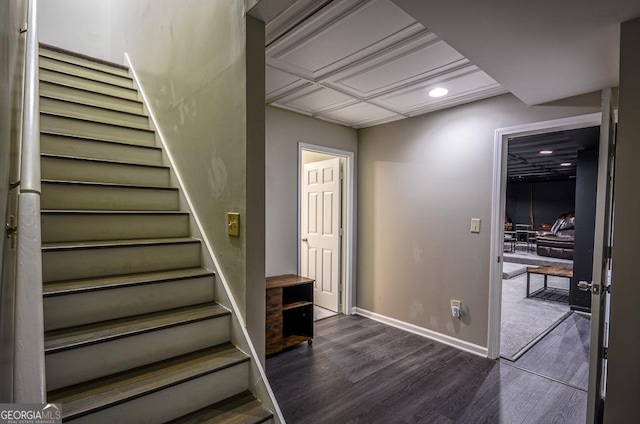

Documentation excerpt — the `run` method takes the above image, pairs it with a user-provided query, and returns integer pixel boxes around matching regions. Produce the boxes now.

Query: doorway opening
[298,143,355,319]
[489,113,604,383]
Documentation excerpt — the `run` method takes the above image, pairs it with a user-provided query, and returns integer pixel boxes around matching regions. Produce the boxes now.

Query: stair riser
[40,56,134,88]
[41,213,189,243]
[40,68,138,100]
[67,364,249,424]
[41,133,162,165]
[41,183,179,211]
[42,242,201,282]
[40,48,130,78]
[44,275,215,330]
[46,317,231,390]
[40,81,143,115]
[42,156,169,187]
[41,114,155,146]
[41,96,148,129]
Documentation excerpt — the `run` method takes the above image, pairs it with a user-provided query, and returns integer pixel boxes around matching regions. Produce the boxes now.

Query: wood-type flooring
[266,315,586,424]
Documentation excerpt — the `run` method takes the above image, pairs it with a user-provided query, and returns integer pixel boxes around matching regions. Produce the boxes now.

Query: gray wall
[605,16,640,423]
[265,106,357,277]
[39,0,112,62]
[108,0,263,352]
[357,92,602,347]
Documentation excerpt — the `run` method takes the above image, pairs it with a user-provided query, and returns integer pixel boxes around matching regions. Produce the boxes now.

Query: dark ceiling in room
[507,126,600,183]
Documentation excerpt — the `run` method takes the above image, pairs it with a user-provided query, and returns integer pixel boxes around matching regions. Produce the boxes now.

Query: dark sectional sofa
[536,213,575,260]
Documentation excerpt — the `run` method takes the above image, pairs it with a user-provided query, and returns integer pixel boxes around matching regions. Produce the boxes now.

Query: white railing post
[14,0,46,403]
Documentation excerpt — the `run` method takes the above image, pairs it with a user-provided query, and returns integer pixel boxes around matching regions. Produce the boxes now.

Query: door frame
[487,112,603,359]
[298,142,356,315]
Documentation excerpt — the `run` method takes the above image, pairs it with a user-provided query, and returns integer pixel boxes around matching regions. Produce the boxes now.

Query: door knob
[302,238,308,242]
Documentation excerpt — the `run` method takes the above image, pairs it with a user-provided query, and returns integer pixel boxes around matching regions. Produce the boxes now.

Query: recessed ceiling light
[560,162,572,167]
[540,150,553,154]
[428,87,448,98]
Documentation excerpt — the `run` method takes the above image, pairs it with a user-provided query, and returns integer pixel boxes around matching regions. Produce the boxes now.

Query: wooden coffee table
[526,265,573,299]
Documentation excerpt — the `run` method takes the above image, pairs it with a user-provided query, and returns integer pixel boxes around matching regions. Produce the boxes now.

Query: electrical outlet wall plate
[450,299,462,318]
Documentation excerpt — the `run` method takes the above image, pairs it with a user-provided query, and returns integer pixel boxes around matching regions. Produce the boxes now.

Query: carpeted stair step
[167,391,274,424]
[40,80,144,114]
[42,238,201,282]
[41,132,163,165]
[41,210,189,243]
[41,113,155,145]
[48,344,250,423]
[45,303,231,390]
[40,96,149,128]
[40,68,139,100]
[40,45,130,78]
[41,180,179,211]
[43,267,215,331]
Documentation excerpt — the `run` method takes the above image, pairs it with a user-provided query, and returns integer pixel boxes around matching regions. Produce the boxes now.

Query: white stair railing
[14,0,46,403]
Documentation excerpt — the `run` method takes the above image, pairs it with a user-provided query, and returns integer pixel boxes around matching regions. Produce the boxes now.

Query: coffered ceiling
[264,0,507,128]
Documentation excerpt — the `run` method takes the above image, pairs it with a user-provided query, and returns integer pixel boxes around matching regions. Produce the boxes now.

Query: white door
[301,157,341,313]
[584,88,616,423]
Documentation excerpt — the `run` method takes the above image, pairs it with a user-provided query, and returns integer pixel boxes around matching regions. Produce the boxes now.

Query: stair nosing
[44,303,229,354]
[166,391,273,424]
[39,67,138,95]
[43,267,214,297]
[40,43,129,72]
[48,344,249,421]
[42,237,199,252]
[41,178,176,190]
[40,54,133,84]
[40,94,149,121]
[40,111,153,133]
[41,153,170,170]
[40,79,143,106]
[40,131,162,152]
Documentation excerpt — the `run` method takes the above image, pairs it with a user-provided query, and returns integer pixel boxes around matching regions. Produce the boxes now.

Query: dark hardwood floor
[506,312,591,391]
[266,315,586,424]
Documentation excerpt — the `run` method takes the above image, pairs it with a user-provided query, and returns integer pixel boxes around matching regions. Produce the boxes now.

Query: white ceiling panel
[280,86,356,114]
[320,101,398,126]
[266,65,306,98]
[274,0,416,75]
[376,68,503,112]
[264,0,508,128]
[335,40,467,96]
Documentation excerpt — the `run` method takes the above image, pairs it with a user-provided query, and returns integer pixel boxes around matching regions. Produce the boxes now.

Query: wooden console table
[266,274,314,356]
[526,265,573,302]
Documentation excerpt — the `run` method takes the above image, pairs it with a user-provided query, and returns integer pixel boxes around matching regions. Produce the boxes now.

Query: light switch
[228,212,240,237]
[470,218,481,233]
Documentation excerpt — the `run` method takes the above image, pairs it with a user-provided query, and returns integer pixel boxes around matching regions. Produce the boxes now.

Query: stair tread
[167,391,273,424]
[41,209,187,215]
[41,111,154,133]
[40,80,143,105]
[40,55,133,84]
[41,152,170,170]
[41,131,162,151]
[40,44,129,74]
[42,237,198,251]
[40,94,148,120]
[39,67,137,94]
[45,303,229,353]
[42,178,177,190]
[43,267,213,296]
[48,344,248,420]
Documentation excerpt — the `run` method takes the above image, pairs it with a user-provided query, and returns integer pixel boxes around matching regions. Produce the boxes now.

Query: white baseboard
[354,308,488,358]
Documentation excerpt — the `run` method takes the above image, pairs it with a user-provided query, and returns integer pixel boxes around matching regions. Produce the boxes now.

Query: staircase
[38,45,274,423]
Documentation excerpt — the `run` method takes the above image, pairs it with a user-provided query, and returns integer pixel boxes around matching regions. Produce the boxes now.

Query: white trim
[355,308,488,358]
[487,112,602,359]
[125,54,286,424]
[298,142,357,315]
